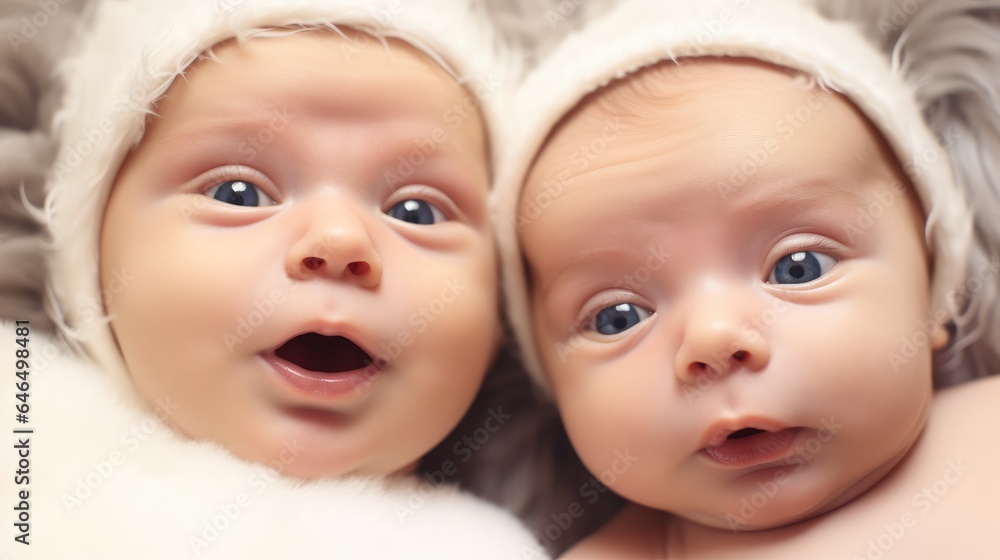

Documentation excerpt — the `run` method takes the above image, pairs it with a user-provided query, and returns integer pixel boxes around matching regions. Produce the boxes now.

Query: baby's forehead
[525,57,898,201]
[137,29,488,169]
[164,31,468,116]
[545,59,828,152]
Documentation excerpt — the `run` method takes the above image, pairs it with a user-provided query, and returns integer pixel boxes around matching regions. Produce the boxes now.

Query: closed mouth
[274,333,373,373]
[702,427,800,467]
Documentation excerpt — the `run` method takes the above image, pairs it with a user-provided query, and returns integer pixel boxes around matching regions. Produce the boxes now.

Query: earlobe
[930,321,950,351]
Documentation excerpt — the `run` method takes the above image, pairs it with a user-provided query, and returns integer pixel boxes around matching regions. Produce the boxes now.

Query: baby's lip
[701,427,801,468]
[260,325,387,401]
[699,417,793,449]
[273,333,373,374]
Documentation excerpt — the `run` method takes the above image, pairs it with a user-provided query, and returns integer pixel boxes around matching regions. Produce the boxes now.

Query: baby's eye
[386,199,447,225]
[204,180,276,207]
[592,303,653,335]
[768,251,837,284]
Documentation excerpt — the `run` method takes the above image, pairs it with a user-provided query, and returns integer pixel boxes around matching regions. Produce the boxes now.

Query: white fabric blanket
[0,322,547,559]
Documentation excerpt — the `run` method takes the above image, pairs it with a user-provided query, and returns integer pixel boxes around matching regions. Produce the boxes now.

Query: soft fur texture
[0,0,94,333]
[493,0,981,393]
[0,322,546,559]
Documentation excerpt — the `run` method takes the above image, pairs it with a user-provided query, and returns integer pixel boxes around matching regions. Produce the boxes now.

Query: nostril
[348,261,370,275]
[732,350,747,362]
[303,257,324,271]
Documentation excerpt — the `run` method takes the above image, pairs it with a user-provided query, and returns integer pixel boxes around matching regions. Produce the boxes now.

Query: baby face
[100,30,498,478]
[521,59,946,529]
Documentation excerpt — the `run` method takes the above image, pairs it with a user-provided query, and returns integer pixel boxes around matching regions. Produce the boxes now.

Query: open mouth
[727,428,765,440]
[274,333,373,374]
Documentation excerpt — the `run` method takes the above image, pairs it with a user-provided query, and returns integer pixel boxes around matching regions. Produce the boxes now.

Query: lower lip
[261,352,380,399]
[702,428,800,468]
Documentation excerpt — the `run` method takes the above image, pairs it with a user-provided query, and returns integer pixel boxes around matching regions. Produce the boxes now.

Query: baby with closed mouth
[495,0,1000,557]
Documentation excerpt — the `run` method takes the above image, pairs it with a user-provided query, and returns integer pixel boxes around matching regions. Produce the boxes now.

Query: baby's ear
[930,320,949,351]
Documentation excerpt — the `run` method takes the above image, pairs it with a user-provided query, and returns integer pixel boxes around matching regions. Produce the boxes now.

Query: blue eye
[592,303,652,335]
[205,180,276,207]
[386,199,446,225]
[768,251,837,284]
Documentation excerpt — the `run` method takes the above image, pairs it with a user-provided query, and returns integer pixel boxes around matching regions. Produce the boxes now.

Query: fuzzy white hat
[43,0,513,379]
[494,0,974,393]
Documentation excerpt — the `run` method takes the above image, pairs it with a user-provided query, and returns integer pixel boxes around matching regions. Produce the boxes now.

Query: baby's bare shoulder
[922,375,1000,457]
[933,374,1000,410]
[559,504,665,559]
[867,375,1000,557]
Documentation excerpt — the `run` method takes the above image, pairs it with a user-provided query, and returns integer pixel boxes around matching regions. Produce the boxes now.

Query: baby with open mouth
[13,0,541,556]
[95,7,496,482]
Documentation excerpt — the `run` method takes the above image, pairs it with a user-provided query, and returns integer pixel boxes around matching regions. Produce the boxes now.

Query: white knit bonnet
[45,0,513,379]
[494,0,972,393]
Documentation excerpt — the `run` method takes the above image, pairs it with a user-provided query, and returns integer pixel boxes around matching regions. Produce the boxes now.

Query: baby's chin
[679,445,918,532]
[160,414,389,480]
[674,491,854,532]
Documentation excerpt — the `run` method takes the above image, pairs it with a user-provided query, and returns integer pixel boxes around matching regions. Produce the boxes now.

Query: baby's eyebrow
[727,178,872,221]
[153,115,288,149]
[531,180,873,288]
[532,245,636,301]
[153,114,477,165]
